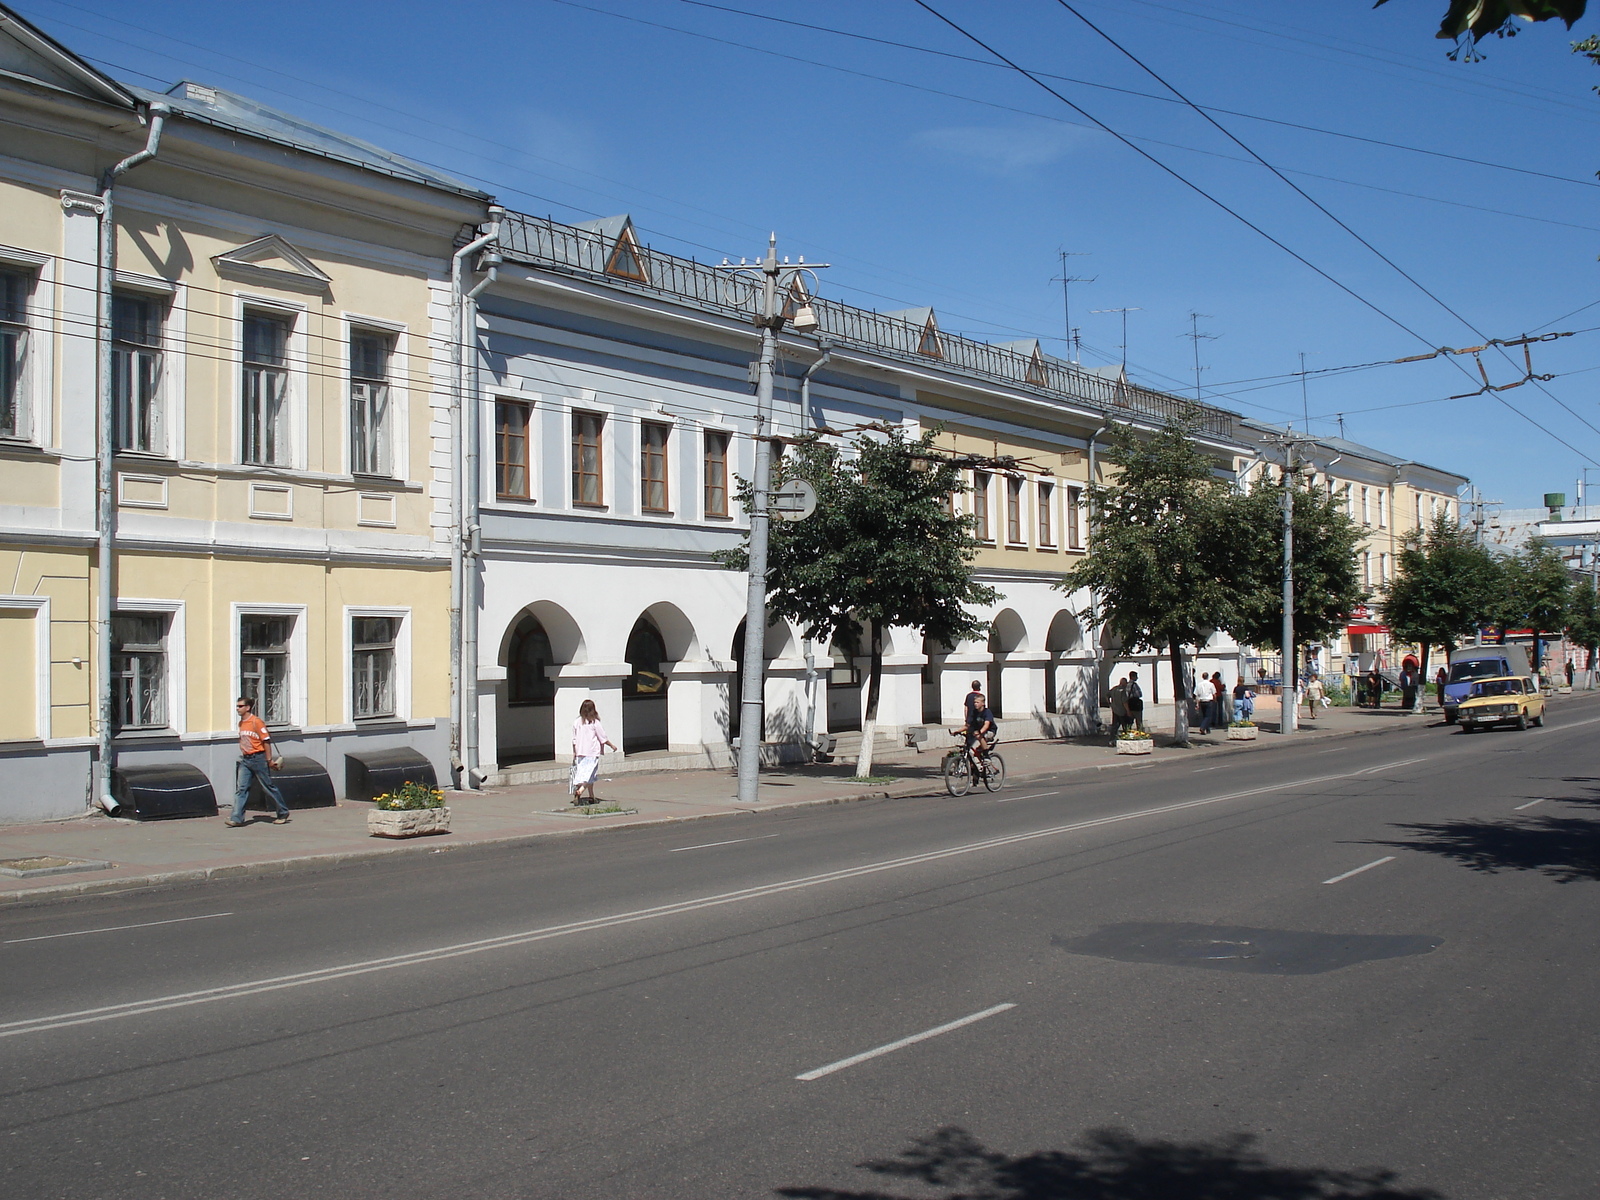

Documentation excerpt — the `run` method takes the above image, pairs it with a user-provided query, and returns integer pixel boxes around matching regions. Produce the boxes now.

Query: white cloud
[911,123,1094,173]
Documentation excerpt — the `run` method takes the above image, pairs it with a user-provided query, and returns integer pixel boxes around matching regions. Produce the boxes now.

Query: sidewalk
[0,699,1468,907]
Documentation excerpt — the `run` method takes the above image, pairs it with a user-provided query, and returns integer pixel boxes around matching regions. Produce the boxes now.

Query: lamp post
[716,237,827,805]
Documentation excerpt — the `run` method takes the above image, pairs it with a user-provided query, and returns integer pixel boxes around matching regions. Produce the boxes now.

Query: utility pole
[1090,307,1141,372]
[1052,250,1094,364]
[1181,313,1217,403]
[717,236,827,805]
[1281,437,1298,735]
[1462,486,1500,646]
[1299,351,1310,432]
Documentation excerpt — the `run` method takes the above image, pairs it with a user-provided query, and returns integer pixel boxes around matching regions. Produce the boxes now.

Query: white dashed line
[668,834,779,853]
[796,1003,1017,1081]
[1513,798,1547,811]
[1322,856,1396,885]
[3,913,233,945]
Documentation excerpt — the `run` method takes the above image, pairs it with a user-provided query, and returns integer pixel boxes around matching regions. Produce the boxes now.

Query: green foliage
[1374,0,1586,46]
[719,426,998,652]
[1496,538,1573,635]
[1566,577,1600,660]
[373,780,445,810]
[1228,473,1365,653]
[1381,514,1502,652]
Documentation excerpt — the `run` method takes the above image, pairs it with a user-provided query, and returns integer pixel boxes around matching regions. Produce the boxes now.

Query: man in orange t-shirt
[228,696,290,826]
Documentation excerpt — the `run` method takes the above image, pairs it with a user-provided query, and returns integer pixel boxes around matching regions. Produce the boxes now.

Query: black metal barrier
[344,747,437,804]
[247,755,336,811]
[111,763,218,820]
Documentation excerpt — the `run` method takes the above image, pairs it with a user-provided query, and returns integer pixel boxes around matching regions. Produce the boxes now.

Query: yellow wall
[0,608,38,740]
[0,547,92,741]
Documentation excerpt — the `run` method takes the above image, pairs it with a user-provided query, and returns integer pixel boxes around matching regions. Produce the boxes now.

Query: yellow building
[0,11,489,819]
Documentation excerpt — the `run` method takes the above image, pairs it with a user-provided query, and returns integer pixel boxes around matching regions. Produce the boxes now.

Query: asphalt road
[4,698,1599,1199]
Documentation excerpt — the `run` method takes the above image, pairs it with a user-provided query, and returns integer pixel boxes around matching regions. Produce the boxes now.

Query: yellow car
[1456,676,1545,733]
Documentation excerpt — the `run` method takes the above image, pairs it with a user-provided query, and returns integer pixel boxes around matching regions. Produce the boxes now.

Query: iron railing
[498,211,1237,440]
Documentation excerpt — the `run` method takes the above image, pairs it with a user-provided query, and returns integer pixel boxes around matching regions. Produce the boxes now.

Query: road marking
[1513,798,1547,811]
[795,1003,1016,1081]
[1353,757,1427,775]
[1193,766,1224,772]
[1322,856,1396,885]
[668,834,779,853]
[0,758,1429,1041]
[2,912,233,945]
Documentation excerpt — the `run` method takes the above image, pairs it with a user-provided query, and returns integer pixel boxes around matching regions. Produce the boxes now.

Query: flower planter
[1558,686,1573,695]
[1227,726,1258,741]
[1115,738,1152,756]
[367,806,451,838]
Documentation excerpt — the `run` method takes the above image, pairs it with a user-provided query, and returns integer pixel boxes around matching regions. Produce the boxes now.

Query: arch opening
[624,616,669,753]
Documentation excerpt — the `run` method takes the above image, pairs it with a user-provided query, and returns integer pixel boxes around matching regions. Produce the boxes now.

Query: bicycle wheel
[982,753,1007,792]
[943,751,973,796]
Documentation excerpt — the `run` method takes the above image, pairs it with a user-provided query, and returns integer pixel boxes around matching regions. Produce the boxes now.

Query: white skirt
[570,756,600,791]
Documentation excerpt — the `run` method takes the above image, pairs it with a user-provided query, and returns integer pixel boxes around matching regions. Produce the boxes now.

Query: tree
[1228,470,1365,686]
[1566,575,1600,680]
[1495,538,1572,673]
[719,426,998,778]
[1382,514,1503,704]
[1374,1,1587,48]
[1060,419,1239,746]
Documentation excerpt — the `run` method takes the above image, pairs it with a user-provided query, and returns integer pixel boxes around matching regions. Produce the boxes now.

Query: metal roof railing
[498,211,1237,440]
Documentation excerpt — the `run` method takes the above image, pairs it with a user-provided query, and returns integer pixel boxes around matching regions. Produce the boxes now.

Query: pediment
[211,234,332,293]
[0,10,137,108]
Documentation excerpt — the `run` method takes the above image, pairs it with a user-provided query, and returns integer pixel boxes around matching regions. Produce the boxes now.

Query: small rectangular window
[113,291,165,453]
[111,612,169,731]
[1038,481,1054,547]
[973,471,991,541]
[1377,489,1387,528]
[1,269,32,440]
[241,311,291,464]
[641,421,670,512]
[572,412,604,506]
[1006,476,1024,544]
[1360,486,1370,526]
[349,328,393,476]
[1066,486,1083,549]
[240,614,293,726]
[704,430,730,518]
[495,399,532,499]
[352,616,398,719]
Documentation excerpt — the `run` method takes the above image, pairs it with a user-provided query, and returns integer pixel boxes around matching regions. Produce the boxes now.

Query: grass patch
[848,775,898,784]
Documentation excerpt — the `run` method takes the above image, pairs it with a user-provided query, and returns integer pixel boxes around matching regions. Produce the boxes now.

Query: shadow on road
[775,1126,1444,1199]
[1369,784,1600,883]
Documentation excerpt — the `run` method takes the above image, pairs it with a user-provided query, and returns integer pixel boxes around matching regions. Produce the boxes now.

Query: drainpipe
[449,206,503,791]
[1084,422,1109,723]
[93,102,169,813]
[799,338,832,431]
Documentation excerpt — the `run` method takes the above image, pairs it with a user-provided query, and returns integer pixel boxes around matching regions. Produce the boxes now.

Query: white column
[549,663,628,762]
[475,666,505,773]
[873,653,926,731]
[942,649,988,721]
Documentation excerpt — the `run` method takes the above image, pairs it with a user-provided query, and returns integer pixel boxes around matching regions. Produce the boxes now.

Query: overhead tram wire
[1052,0,1600,450]
[905,1,1599,467]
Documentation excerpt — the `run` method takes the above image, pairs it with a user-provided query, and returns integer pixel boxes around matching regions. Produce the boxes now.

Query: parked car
[1442,647,1532,723]
[1456,676,1545,732]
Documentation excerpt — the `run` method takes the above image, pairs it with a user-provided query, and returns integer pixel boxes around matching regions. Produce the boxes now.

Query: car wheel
[1461,723,1474,734]
[1443,711,1457,725]
[1534,711,1545,727]
[1516,713,1528,731]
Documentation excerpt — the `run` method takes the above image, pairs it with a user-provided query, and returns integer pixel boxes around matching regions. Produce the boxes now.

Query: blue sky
[27,0,1600,508]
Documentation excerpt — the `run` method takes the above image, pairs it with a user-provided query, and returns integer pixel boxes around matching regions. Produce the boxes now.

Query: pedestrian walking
[1304,673,1327,718]
[570,698,618,804]
[1434,666,1447,709]
[1233,679,1255,723]
[1366,668,1383,709]
[1210,672,1226,729]
[1126,671,1145,730]
[227,695,288,827]
[1566,660,1575,689]
[963,679,984,726]
[1108,676,1129,742]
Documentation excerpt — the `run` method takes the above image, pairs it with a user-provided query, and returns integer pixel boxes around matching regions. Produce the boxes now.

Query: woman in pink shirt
[570,698,617,804]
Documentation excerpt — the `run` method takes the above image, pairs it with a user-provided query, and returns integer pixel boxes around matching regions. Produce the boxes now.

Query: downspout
[798,343,832,750]
[799,337,832,431]
[461,224,502,788]
[94,102,169,813]
[1084,422,1109,722]
[449,206,503,790]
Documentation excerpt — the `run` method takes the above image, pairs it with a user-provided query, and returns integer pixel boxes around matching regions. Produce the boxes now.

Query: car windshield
[1469,680,1520,698]
[1450,660,1508,683]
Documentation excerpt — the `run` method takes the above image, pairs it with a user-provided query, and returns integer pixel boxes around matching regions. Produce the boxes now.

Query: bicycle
[942,738,1006,795]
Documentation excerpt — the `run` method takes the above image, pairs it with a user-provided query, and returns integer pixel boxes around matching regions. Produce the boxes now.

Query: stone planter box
[1227,726,1258,741]
[367,806,451,838]
[1116,738,1153,755]
[1558,686,1573,695]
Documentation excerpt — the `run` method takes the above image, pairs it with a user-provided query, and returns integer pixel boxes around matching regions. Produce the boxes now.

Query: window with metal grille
[641,421,670,512]
[572,412,604,506]
[704,430,729,518]
[1,269,30,440]
[349,329,392,476]
[112,292,164,453]
[351,616,398,719]
[240,614,293,726]
[1066,486,1083,549]
[973,471,991,541]
[1038,481,1054,546]
[111,612,168,731]
[241,311,290,464]
[1006,476,1024,544]
[495,399,532,499]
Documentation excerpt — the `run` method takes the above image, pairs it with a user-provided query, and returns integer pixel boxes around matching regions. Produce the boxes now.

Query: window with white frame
[241,309,291,464]
[1,268,32,440]
[1377,489,1386,528]
[641,420,670,512]
[1415,492,1423,528]
[1005,475,1025,544]
[572,411,605,506]
[1067,486,1085,549]
[704,430,730,518]
[972,471,992,541]
[1038,480,1055,547]
[112,291,165,453]
[240,613,294,726]
[111,612,169,731]
[1380,552,1391,584]
[1360,486,1370,526]
[1361,551,1371,590]
[351,615,399,719]
[349,328,393,476]
[495,398,532,500]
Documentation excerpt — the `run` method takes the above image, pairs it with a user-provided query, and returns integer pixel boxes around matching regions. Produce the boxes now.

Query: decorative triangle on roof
[998,338,1049,386]
[886,307,943,359]
[212,234,332,293]
[574,215,649,283]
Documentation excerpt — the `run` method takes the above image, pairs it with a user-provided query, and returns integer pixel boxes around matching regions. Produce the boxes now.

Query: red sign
[1345,603,1387,636]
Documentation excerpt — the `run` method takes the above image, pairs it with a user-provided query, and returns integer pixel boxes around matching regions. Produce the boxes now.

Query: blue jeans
[233,753,288,822]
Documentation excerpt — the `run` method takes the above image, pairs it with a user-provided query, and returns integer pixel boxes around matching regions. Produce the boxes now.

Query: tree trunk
[854,621,884,778]
[1169,639,1189,746]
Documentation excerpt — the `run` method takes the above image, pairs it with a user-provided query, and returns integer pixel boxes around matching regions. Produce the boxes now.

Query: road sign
[770,478,816,521]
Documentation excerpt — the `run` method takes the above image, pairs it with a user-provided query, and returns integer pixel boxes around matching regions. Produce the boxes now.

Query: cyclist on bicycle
[951,692,997,766]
